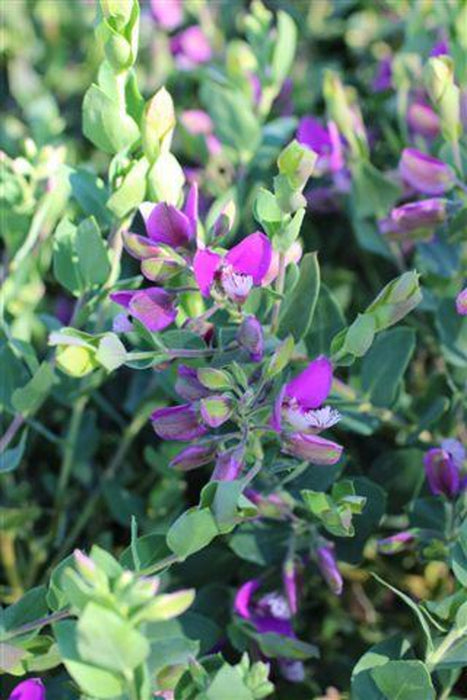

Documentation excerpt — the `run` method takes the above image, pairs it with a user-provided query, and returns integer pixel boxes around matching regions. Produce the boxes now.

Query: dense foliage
[1,1,466,698]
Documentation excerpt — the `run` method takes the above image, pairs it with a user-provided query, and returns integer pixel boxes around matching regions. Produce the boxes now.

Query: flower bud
[377,531,415,555]
[141,256,183,283]
[142,88,176,163]
[283,558,298,615]
[211,446,245,481]
[110,288,177,332]
[407,101,440,138]
[277,140,317,191]
[365,271,422,331]
[266,335,294,378]
[200,394,233,428]
[151,404,207,441]
[283,432,343,465]
[237,315,264,361]
[424,56,455,104]
[424,447,461,498]
[456,288,467,316]
[8,678,45,700]
[211,200,236,241]
[122,232,163,260]
[316,545,343,595]
[170,444,216,471]
[175,365,210,401]
[197,368,232,391]
[399,148,455,195]
[378,198,447,241]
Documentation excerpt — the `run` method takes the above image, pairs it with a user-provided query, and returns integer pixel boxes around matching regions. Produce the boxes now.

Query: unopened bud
[237,316,264,362]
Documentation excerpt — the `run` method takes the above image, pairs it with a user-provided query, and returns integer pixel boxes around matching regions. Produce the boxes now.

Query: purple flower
[378,198,447,240]
[234,580,294,636]
[211,446,245,481]
[9,679,45,700]
[316,545,343,595]
[193,232,272,304]
[237,315,264,362]
[175,365,210,401]
[180,110,222,156]
[170,26,212,68]
[377,531,415,555]
[282,433,343,465]
[456,288,467,315]
[407,100,440,139]
[430,38,449,57]
[110,288,177,332]
[151,404,207,441]
[297,117,344,175]
[150,0,183,30]
[373,56,393,92]
[273,356,343,466]
[424,447,463,498]
[123,185,198,261]
[283,558,299,615]
[399,148,455,195]
[170,444,216,471]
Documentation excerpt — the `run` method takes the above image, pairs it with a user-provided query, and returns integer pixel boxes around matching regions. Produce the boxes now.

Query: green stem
[3,609,71,641]
[139,553,180,576]
[54,395,88,512]
[270,252,286,333]
[425,627,466,672]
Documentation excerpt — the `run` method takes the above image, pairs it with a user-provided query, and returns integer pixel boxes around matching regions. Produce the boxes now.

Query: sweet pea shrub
[1,1,466,698]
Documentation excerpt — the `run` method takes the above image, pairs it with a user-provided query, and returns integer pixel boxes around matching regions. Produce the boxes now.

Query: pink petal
[226,232,272,285]
[146,203,193,247]
[129,288,177,332]
[234,579,261,620]
[109,291,134,309]
[193,248,222,296]
[183,183,199,237]
[285,356,333,409]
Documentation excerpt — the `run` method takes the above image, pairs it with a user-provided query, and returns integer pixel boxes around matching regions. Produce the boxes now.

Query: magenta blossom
[407,100,440,139]
[399,148,455,195]
[424,440,466,498]
[150,0,183,29]
[151,403,207,441]
[378,531,415,555]
[378,198,447,240]
[124,185,198,262]
[170,26,212,68]
[273,356,343,466]
[373,56,393,92]
[193,232,272,304]
[9,679,45,700]
[211,446,245,481]
[110,288,177,332]
[456,288,467,315]
[234,579,305,682]
[297,117,344,175]
[237,315,264,362]
[316,545,343,595]
[180,110,222,156]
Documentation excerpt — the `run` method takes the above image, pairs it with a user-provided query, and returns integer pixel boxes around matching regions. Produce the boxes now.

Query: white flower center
[285,404,341,433]
[258,592,291,620]
[220,265,253,303]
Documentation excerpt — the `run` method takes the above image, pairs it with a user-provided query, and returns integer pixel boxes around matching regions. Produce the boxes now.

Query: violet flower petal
[284,355,333,409]
[225,232,272,285]
[151,404,207,441]
[128,288,177,332]
[9,678,46,700]
[146,203,193,248]
[399,148,455,195]
[193,248,222,296]
[234,579,261,619]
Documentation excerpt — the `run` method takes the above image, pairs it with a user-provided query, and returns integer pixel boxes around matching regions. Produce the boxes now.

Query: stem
[270,252,286,333]
[425,627,466,672]
[139,553,180,576]
[54,395,88,520]
[452,139,464,177]
[3,609,71,641]
[0,414,25,454]
[0,532,23,599]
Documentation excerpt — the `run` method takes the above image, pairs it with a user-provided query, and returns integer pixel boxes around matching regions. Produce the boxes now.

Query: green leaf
[277,252,320,341]
[435,298,467,368]
[200,82,261,159]
[147,152,185,205]
[95,333,127,372]
[371,573,434,653]
[304,283,345,356]
[206,663,254,700]
[54,620,124,699]
[2,586,48,635]
[166,507,218,560]
[451,519,467,587]
[12,362,55,416]
[271,11,297,86]
[53,217,82,295]
[76,217,111,288]
[82,84,139,154]
[77,603,149,672]
[351,161,402,219]
[107,156,149,218]
[254,632,319,660]
[361,328,416,407]
[351,636,413,700]
[371,660,435,700]
[0,428,28,473]
[68,168,113,227]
